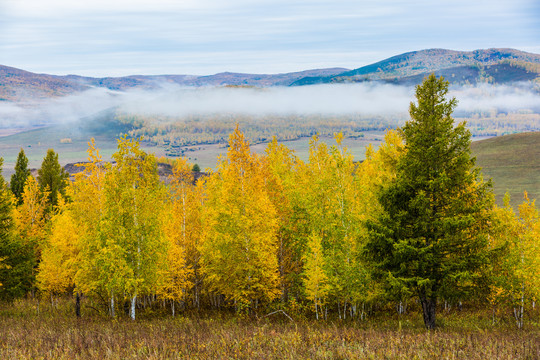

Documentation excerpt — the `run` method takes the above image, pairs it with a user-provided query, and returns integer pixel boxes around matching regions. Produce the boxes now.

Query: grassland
[471,131,540,208]
[0,299,538,359]
[0,123,385,176]
[0,115,166,178]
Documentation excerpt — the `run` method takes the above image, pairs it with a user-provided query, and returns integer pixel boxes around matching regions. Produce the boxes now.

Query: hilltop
[291,48,540,85]
[0,66,348,102]
[0,65,89,102]
[2,48,540,103]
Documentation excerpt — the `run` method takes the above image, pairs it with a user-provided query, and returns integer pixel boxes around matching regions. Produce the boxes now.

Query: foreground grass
[0,300,538,359]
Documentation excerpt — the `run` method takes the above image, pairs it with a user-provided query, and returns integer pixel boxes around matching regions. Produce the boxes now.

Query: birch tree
[200,126,280,311]
[101,136,167,320]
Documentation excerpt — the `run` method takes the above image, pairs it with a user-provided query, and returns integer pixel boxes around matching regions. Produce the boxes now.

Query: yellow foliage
[13,176,48,254]
[303,232,331,313]
[37,202,78,295]
[201,125,280,307]
[489,192,540,326]
[70,139,108,295]
[158,157,203,304]
[264,137,305,299]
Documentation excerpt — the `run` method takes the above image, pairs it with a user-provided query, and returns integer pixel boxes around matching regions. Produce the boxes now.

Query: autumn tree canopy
[201,126,280,310]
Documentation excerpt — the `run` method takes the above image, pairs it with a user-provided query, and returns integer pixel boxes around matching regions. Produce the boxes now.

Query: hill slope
[3,48,540,103]
[292,48,540,85]
[0,66,349,102]
[0,65,89,102]
[472,131,540,208]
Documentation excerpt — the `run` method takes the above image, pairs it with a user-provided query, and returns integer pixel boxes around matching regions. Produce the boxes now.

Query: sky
[1,0,539,76]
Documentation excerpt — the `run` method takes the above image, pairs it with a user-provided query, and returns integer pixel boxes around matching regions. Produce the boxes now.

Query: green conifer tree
[10,149,31,205]
[0,158,34,300]
[365,74,493,329]
[37,149,69,208]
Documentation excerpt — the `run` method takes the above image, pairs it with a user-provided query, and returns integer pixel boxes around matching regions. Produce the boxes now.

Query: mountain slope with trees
[0,66,348,102]
[291,48,540,85]
[2,48,540,102]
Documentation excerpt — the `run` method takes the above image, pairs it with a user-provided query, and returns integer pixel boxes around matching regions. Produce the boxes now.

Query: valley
[0,47,539,209]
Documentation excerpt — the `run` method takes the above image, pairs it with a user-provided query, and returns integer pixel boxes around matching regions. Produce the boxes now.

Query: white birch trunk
[131,294,137,320]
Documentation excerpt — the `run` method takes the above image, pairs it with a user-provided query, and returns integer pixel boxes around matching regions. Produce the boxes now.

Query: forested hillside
[292,48,540,85]
[0,65,348,102]
[0,65,88,102]
[2,126,538,326]
[2,48,539,102]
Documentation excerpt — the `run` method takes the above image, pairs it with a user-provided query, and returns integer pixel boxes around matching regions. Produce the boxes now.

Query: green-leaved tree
[365,74,494,329]
[10,149,31,205]
[0,158,34,300]
[37,149,69,209]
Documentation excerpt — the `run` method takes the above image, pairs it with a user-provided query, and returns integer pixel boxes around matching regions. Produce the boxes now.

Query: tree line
[0,75,538,329]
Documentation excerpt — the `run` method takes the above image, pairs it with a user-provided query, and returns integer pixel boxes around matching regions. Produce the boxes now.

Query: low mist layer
[1,82,539,129]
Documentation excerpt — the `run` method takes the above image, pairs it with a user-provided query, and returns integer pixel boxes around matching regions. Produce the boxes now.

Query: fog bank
[1,82,539,128]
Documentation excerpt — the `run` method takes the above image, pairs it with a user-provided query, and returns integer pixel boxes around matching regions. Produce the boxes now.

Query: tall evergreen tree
[10,149,31,205]
[0,158,34,300]
[37,149,69,208]
[364,74,494,329]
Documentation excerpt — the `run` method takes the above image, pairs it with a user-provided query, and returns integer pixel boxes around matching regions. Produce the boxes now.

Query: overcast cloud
[1,0,539,76]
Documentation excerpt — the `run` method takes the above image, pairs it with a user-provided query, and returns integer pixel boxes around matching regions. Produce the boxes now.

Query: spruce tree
[365,74,493,329]
[0,158,34,300]
[10,149,31,205]
[37,149,69,208]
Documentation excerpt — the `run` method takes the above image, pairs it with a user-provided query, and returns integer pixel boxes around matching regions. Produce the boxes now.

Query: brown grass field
[0,299,538,359]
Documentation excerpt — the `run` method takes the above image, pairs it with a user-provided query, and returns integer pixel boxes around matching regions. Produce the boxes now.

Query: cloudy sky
[1,0,539,76]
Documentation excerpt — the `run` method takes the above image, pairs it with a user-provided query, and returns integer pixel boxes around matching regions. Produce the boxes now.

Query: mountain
[0,66,348,102]
[0,65,89,102]
[388,62,539,86]
[2,48,540,103]
[65,68,350,89]
[291,48,540,85]
[181,68,350,87]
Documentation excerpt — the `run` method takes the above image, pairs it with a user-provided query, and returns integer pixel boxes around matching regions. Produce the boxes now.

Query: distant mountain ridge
[0,66,349,102]
[344,48,540,78]
[291,48,540,85]
[2,48,540,102]
[0,65,89,101]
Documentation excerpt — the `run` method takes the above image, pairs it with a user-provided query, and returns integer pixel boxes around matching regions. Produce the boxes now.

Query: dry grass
[471,131,540,207]
[0,300,538,359]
